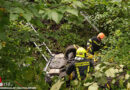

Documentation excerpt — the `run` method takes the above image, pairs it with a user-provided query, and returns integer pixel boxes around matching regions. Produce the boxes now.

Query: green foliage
[42,27,86,52]
[101,29,129,65]
[0,21,49,89]
[48,0,129,89]
[0,0,129,90]
[57,62,129,90]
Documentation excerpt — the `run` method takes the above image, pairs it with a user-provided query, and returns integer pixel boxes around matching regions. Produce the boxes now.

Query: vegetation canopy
[0,0,129,90]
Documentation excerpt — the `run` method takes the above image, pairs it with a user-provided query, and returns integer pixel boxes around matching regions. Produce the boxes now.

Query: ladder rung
[38,43,44,47]
[28,23,49,62]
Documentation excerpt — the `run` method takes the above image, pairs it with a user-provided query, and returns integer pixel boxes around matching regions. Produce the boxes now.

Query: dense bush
[0,21,49,89]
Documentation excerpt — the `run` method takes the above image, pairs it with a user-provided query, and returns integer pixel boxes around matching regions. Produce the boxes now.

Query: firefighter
[66,47,93,87]
[87,32,105,55]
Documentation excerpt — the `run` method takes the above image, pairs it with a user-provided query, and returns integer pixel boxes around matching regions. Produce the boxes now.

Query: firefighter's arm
[66,63,75,75]
[87,39,92,46]
[87,39,93,52]
[103,45,108,49]
[100,42,105,47]
[100,42,108,49]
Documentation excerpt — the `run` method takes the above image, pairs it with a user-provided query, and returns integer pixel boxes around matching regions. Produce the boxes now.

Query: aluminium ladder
[27,23,54,72]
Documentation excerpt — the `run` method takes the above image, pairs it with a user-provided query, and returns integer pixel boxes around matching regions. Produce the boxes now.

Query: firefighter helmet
[97,32,105,39]
[76,47,87,58]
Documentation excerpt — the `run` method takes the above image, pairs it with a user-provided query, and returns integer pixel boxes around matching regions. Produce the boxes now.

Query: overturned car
[44,44,98,85]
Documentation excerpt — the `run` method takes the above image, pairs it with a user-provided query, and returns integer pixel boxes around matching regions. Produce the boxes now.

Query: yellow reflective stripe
[89,39,92,43]
[75,63,89,66]
[93,41,100,46]
[87,66,90,72]
[87,45,92,52]
[75,62,90,67]
[94,58,97,62]
[87,43,90,45]
[69,73,73,80]
[107,84,110,89]
[89,47,92,52]
[76,67,81,81]
[86,66,89,78]
[75,62,90,80]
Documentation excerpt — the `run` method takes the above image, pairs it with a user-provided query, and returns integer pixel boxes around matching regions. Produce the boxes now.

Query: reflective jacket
[66,58,93,80]
[87,36,104,54]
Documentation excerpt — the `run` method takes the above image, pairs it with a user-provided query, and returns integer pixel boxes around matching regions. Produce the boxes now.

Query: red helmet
[97,32,105,39]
